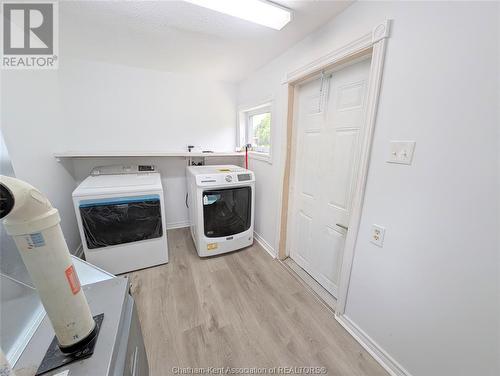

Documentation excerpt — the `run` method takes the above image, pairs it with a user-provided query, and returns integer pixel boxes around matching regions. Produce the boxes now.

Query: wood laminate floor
[127,228,388,376]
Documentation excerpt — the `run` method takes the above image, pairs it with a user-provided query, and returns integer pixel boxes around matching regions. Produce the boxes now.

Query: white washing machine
[186,165,255,257]
[72,165,168,274]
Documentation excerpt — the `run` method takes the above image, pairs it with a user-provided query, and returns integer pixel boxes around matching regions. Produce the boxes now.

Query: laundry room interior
[0,1,499,376]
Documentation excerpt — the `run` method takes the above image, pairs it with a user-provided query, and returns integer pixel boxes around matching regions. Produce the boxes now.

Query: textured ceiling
[60,1,353,82]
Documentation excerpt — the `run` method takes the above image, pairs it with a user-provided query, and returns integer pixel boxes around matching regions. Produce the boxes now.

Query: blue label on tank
[79,194,160,208]
[29,232,45,248]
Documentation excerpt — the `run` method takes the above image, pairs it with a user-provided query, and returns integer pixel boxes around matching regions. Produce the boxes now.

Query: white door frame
[278,20,391,316]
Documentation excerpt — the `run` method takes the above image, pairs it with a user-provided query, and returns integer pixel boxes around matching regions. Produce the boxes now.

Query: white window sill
[248,151,272,164]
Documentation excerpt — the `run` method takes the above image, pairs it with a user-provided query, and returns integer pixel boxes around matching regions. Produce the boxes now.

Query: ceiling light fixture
[184,0,292,30]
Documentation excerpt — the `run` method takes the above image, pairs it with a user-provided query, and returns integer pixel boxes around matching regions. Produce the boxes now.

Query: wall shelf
[54,151,245,162]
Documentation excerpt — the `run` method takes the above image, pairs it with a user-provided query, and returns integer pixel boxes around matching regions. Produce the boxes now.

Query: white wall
[238,2,499,376]
[1,70,82,251]
[1,58,237,252]
[57,58,237,153]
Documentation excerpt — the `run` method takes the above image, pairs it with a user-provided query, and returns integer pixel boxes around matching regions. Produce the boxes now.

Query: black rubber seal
[58,319,99,354]
[0,183,15,219]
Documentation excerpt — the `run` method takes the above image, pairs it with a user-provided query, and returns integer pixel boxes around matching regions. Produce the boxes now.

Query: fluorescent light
[184,0,292,30]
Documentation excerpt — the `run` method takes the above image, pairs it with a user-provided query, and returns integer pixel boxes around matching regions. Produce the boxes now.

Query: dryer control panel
[91,165,157,175]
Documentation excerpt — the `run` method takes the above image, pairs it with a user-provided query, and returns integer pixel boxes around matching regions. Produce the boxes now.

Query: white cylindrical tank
[0,176,96,352]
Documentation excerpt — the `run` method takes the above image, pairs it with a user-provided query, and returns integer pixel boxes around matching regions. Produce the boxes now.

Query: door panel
[337,81,365,110]
[300,131,321,197]
[327,129,358,211]
[290,58,371,297]
[297,211,313,263]
[334,80,367,126]
[316,225,344,291]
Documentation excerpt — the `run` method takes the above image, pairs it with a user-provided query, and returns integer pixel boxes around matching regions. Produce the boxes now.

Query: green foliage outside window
[252,112,271,152]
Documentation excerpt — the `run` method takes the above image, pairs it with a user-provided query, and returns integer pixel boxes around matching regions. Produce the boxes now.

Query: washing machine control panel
[195,170,254,187]
[237,173,251,182]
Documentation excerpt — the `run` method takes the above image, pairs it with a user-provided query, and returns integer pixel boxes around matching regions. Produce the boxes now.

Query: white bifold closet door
[289,57,371,297]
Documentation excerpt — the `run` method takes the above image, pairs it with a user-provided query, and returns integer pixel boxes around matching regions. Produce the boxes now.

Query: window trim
[238,100,273,164]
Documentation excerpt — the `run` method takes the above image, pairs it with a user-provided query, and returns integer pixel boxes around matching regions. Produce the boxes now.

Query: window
[249,110,271,154]
[239,102,272,162]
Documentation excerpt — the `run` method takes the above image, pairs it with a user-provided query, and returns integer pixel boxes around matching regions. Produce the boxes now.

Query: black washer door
[79,196,163,249]
[203,187,251,238]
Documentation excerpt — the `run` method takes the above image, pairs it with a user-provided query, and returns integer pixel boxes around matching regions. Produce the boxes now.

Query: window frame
[238,100,273,164]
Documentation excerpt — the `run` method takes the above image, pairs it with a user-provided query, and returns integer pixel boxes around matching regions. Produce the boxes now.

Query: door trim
[278,19,391,315]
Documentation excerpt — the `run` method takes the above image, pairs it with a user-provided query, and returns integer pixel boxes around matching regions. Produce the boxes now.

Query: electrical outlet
[388,141,416,165]
[370,225,385,247]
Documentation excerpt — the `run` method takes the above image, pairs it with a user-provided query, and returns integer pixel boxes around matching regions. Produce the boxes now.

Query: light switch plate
[370,225,385,247]
[388,141,416,165]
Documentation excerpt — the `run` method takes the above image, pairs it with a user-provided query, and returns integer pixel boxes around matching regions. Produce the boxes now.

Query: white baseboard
[335,313,412,376]
[254,231,277,258]
[166,220,190,230]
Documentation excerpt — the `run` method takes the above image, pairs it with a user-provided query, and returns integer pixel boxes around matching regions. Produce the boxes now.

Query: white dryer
[72,165,168,274]
[186,165,255,257]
